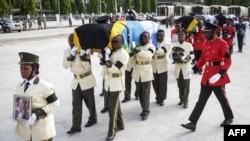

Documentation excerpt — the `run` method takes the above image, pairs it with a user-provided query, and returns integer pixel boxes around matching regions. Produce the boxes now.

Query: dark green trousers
[124,69,138,99]
[177,70,190,104]
[152,71,168,102]
[71,84,97,130]
[101,79,108,109]
[105,90,124,136]
[135,80,151,115]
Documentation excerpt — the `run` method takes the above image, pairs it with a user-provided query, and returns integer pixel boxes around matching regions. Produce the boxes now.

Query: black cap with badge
[18,52,39,64]
[177,28,186,35]
[204,21,218,31]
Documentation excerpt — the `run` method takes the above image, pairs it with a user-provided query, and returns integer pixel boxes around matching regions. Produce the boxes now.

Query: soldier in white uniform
[132,31,155,120]
[121,52,138,103]
[170,28,194,108]
[103,35,129,141]
[15,52,60,141]
[63,33,97,134]
[152,29,171,106]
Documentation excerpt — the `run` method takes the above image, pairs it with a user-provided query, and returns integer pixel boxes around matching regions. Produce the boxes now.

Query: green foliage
[204,0,250,6]
[20,0,37,15]
[60,0,72,14]
[150,0,156,13]
[123,0,131,11]
[87,0,100,14]
[133,0,141,13]
[142,0,150,13]
[106,0,116,13]
[0,0,12,17]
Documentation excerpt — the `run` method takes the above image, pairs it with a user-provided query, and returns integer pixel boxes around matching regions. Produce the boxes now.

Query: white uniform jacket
[15,77,60,141]
[125,56,134,72]
[63,48,96,90]
[152,40,171,74]
[104,48,129,92]
[171,41,194,79]
[132,42,155,82]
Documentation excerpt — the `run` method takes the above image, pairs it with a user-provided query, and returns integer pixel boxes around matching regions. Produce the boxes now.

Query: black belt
[206,61,224,66]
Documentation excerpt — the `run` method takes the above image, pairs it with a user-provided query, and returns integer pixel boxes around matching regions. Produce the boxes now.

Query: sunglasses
[112,40,122,43]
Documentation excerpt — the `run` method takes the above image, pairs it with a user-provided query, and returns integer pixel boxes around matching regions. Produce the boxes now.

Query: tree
[60,0,72,14]
[0,0,12,17]
[106,0,116,13]
[133,0,141,13]
[87,0,100,14]
[70,0,77,14]
[123,0,131,12]
[19,0,37,15]
[150,0,156,13]
[141,0,150,13]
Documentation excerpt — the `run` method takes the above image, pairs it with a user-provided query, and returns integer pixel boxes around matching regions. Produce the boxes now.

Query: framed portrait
[13,95,31,121]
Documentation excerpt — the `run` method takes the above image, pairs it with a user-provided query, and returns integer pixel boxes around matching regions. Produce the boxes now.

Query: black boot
[181,122,196,131]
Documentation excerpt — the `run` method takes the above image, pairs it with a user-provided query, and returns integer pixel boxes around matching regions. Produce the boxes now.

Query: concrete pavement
[0,24,250,141]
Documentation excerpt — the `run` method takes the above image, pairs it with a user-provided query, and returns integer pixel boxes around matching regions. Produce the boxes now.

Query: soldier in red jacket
[222,18,235,55]
[214,19,222,37]
[171,21,181,43]
[192,20,205,74]
[181,21,234,131]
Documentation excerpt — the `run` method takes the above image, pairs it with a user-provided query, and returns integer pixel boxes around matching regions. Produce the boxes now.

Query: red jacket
[222,25,235,46]
[192,28,205,50]
[196,37,231,86]
[216,26,222,37]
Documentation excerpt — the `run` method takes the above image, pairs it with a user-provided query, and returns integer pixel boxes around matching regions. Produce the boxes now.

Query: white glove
[209,73,221,84]
[105,54,110,61]
[181,53,187,60]
[80,49,86,56]
[104,47,111,61]
[70,46,77,56]
[25,113,37,126]
[186,69,194,78]
[104,47,111,55]
[86,49,91,55]
[131,41,136,49]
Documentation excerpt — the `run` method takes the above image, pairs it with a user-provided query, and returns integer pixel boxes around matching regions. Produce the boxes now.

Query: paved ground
[0,24,250,141]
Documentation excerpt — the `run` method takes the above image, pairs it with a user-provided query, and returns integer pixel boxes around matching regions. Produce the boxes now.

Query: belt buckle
[137,61,142,65]
[206,62,209,66]
[108,73,112,77]
[76,75,81,79]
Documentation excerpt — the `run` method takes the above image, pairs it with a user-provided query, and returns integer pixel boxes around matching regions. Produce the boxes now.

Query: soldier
[131,31,155,120]
[222,18,235,55]
[170,28,194,108]
[152,29,171,106]
[103,35,129,141]
[63,33,97,134]
[96,15,112,114]
[121,54,139,103]
[181,21,234,131]
[235,18,246,53]
[15,52,60,141]
[192,20,205,74]
[171,21,182,44]
[214,19,222,37]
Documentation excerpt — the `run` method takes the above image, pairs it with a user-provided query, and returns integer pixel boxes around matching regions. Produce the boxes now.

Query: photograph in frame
[13,95,31,121]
